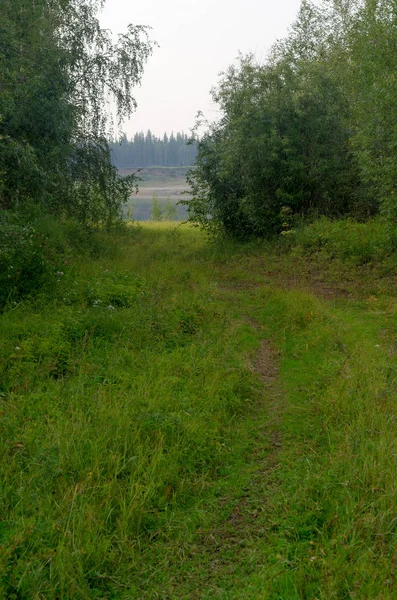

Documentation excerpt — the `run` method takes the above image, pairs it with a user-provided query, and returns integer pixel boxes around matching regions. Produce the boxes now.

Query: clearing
[1,223,397,599]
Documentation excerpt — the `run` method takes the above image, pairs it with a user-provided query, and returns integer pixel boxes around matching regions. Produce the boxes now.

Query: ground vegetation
[2,221,397,597]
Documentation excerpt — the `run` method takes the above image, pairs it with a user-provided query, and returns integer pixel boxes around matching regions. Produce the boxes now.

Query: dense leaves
[0,0,154,223]
[347,0,397,219]
[187,0,396,238]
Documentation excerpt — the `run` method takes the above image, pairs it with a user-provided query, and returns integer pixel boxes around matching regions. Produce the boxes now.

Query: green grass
[2,220,397,598]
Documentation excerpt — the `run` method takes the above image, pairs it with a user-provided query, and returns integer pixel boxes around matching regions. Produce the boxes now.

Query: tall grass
[288,217,397,265]
[2,219,397,597]
[0,223,261,598]
[250,288,397,597]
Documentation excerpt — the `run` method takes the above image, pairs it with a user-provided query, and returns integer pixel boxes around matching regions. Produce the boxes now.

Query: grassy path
[1,223,397,598]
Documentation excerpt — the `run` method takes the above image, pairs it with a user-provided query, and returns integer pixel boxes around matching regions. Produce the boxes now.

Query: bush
[0,212,58,307]
[286,218,397,265]
[187,52,358,239]
[0,210,137,309]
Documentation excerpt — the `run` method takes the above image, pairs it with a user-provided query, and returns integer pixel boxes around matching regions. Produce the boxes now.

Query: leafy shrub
[0,212,58,307]
[287,218,397,265]
[0,210,137,309]
[187,51,358,239]
[151,196,163,221]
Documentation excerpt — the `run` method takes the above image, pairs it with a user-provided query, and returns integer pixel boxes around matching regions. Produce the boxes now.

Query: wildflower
[107,305,115,311]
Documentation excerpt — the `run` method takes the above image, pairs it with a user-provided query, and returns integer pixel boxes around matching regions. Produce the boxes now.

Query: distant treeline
[110,131,198,168]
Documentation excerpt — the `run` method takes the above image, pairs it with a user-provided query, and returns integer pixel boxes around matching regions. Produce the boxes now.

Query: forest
[2,0,397,598]
[110,131,198,168]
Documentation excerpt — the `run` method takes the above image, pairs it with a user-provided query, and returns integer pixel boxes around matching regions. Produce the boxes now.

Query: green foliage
[2,223,397,596]
[0,209,135,309]
[163,197,178,220]
[187,0,397,237]
[0,212,57,307]
[66,141,140,226]
[188,51,358,238]
[287,217,397,265]
[0,0,72,208]
[0,0,154,223]
[344,0,397,219]
[151,194,163,221]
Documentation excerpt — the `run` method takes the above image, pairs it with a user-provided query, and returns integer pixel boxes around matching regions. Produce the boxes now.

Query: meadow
[1,220,397,598]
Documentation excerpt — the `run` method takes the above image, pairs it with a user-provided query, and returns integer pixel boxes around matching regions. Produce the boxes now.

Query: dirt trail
[219,276,349,300]
[184,323,285,598]
[184,268,342,597]
[170,261,372,598]
[254,338,283,463]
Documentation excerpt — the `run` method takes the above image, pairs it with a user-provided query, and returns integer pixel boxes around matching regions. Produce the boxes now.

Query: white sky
[100,0,302,138]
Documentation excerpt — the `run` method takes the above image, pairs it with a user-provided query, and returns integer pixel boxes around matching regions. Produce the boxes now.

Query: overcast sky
[100,0,302,138]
